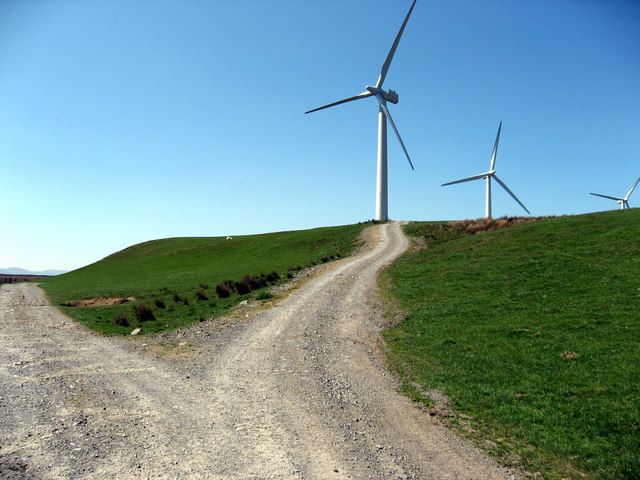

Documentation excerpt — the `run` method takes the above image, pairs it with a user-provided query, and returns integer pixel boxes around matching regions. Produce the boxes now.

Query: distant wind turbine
[305,0,417,222]
[441,122,530,219]
[590,176,640,210]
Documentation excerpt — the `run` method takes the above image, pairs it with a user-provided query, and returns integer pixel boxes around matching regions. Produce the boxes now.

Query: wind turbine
[441,122,530,219]
[590,176,640,210]
[305,0,417,222]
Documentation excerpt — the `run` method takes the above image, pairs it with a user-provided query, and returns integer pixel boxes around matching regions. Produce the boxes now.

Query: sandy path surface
[0,222,518,479]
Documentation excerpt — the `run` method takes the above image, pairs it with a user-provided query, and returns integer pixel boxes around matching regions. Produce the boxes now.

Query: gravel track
[0,222,519,479]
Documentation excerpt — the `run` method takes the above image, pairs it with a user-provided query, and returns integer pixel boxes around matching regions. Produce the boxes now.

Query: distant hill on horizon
[1,267,68,276]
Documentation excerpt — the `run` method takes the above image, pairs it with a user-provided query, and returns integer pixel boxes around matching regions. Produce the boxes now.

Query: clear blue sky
[2,0,639,271]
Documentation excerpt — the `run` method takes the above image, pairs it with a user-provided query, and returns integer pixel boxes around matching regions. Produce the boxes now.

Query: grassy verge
[382,211,640,479]
[43,223,368,335]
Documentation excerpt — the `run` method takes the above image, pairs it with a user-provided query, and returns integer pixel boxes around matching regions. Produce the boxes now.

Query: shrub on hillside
[245,274,271,291]
[246,274,267,290]
[234,278,251,295]
[215,272,281,298]
[173,292,189,305]
[266,271,280,283]
[216,281,232,299]
[196,289,209,301]
[133,303,155,322]
[115,312,130,327]
[242,275,258,290]
[154,299,166,309]
[199,283,209,290]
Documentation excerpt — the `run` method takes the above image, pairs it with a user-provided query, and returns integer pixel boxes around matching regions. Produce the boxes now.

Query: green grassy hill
[382,210,639,479]
[43,223,367,334]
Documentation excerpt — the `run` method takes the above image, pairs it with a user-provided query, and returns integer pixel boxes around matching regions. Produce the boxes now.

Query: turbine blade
[493,174,530,214]
[625,176,640,200]
[377,97,414,170]
[305,91,372,114]
[375,0,417,89]
[489,121,502,171]
[590,192,624,201]
[441,172,489,186]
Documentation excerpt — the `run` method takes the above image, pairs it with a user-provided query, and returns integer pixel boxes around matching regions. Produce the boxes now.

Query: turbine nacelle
[383,89,399,104]
[365,86,399,104]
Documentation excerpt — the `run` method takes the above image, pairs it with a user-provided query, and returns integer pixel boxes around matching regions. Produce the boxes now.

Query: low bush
[234,278,251,295]
[215,272,281,298]
[173,292,189,305]
[196,289,209,301]
[133,303,155,322]
[216,281,232,299]
[154,299,166,309]
[115,312,130,327]
[199,283,209,290]
[249,274,267,289]
[241,275,258,290]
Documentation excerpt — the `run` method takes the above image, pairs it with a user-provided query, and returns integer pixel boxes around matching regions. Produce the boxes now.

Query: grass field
[382,210,640,479]
[43,223,367,335]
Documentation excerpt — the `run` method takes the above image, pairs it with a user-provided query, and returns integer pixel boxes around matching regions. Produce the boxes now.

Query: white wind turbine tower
[590,176,640,210]
[305,0,417,222]
[442,122,530,219]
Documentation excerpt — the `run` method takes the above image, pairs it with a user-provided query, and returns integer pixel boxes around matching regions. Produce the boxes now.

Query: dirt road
[0,222,517,479]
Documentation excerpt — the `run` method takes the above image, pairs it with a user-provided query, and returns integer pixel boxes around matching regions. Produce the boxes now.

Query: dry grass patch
[151,341,198,359]
[449,216,549,234]
[65,296,135,307]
